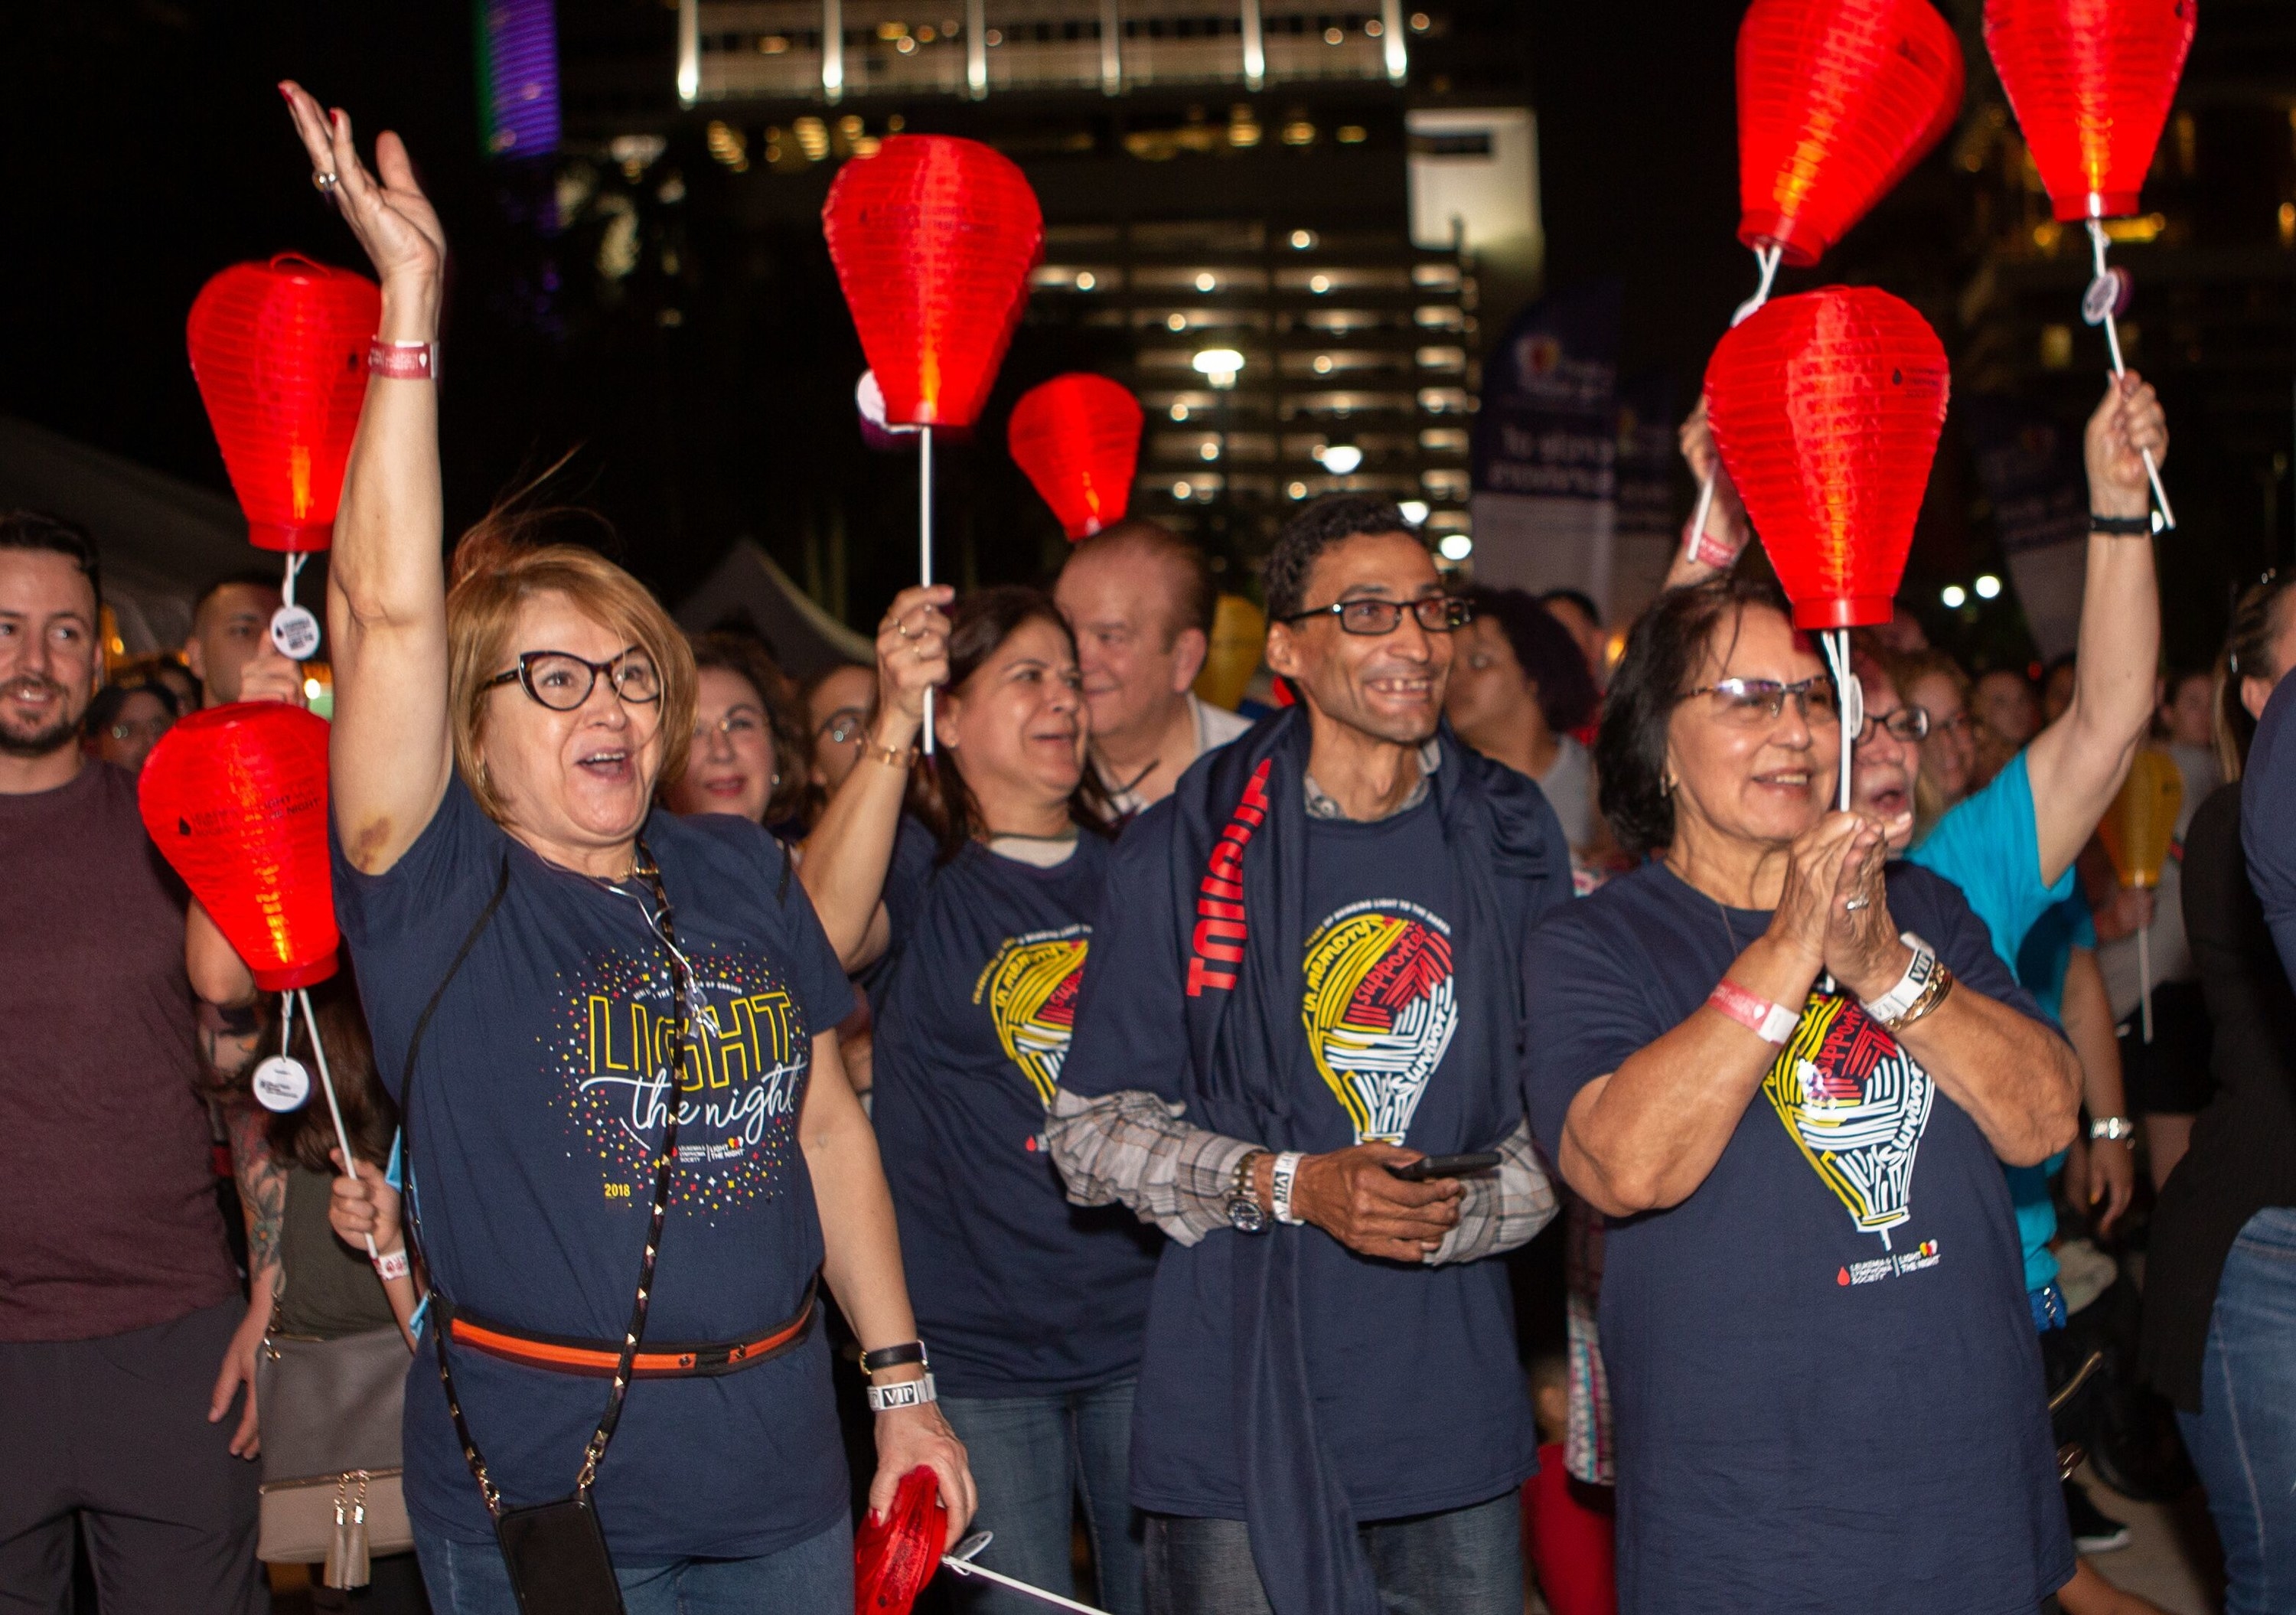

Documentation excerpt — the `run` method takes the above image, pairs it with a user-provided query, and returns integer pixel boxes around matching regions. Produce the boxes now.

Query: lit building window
[1337,126,1367,144]
[1282,120,1316,145]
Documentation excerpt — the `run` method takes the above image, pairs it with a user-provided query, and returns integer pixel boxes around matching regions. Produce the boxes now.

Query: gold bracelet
[1882,961,1955,1035]
[865,740,915,771]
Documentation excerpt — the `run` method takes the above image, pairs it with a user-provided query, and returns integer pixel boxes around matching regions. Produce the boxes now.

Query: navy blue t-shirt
[869,820,1159,1395]
[1523,860,2071,1614]
[333,776,854,1559]
[1068,796,1536,1520]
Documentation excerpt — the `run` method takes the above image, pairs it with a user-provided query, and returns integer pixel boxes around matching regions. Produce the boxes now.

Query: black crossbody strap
[403,843,693,1515]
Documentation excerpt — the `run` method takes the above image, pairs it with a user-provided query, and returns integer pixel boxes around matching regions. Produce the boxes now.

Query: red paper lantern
[1704,286,1949,630]
[186,256,379,553]
[853,1467,947,1615]
[139,702,338,991]
[823,136,1043,430]
[1737,0,1965,268]
[1008,374,1143,540]
[1985,0,2196,223]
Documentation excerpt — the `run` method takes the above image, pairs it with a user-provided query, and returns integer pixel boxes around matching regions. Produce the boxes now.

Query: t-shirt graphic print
[976,926,1088,1106]
[557,939,811,1220]
[1302,899,1459,1144]
[1763,992,1936,1251]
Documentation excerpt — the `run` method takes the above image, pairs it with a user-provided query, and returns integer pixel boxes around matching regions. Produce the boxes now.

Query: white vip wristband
[1270,1151,1306,1226]
[373,1247,410,1282]
[1859,932,1940,1025]
[866,1372,938,1414]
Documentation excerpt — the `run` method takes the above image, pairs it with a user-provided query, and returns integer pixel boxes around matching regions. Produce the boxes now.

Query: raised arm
[279,83,452,875]
[2024,374,2169,884]
[797,584,949,968]
[1662,396,1752,592]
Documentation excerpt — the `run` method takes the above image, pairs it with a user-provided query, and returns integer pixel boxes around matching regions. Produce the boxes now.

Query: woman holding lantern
[278,83,971,1613]
[797,581,1150,1615]
[1523,574,2083,1614]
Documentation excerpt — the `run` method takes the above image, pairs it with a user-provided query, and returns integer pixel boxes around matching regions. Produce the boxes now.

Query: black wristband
[859,1339,928,1374]
[2090,512,2152,535]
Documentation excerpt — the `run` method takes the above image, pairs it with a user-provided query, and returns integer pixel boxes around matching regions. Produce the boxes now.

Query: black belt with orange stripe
[434,1271,817,1380]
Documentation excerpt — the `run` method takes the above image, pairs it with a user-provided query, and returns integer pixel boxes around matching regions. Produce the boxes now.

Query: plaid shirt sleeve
[1424,1118,1557,1266]
[1047,1091,1557,1262]
[1046,1085,1259,1247]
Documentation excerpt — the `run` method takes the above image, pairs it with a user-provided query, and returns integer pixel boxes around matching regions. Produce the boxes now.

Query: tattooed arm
[206,1093,282,1460]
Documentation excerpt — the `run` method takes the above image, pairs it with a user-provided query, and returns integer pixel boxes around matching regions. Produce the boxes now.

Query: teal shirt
[1907,753,2076,1298]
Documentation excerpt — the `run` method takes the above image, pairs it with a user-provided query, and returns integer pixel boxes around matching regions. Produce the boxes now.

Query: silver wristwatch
[1228,1150,1269,1235]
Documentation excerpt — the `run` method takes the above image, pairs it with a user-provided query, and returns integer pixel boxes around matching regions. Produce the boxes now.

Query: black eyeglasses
[485,648,662,712]
[1279,595,1473,635]
[1688,677,1841,726]
[1857,705,1931,744]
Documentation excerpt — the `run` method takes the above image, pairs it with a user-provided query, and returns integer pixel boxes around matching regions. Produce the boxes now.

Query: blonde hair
[1881,649,1971,843]
[445,510,695,825]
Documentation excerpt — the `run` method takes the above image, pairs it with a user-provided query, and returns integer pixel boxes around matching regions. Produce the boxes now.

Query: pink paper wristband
[1707,978,1799,1046]
[368,339,437,380]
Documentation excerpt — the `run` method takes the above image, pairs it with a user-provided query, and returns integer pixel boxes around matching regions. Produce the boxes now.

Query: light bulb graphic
[1763,994,1934,1246]
[1303,905,1459,1144]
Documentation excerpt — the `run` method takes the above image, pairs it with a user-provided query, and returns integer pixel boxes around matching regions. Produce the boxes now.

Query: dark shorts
[2118,980,2214,1117]
[0,1298,265,1615]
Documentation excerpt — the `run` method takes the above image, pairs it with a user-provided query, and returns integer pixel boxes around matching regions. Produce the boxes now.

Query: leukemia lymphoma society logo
[977,928,1089,1107]
[1763,993,1935,1249]
[1301,901,1457,1144]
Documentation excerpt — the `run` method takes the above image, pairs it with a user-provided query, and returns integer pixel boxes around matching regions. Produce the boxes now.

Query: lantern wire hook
[294,986,378,1259]
[1686,243,1787,560]
[919,424,937,757]
[281,552,308,612]
[2084,217,2174,530]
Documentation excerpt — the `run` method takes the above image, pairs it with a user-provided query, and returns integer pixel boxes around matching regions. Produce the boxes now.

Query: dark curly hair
[1463,586,1600,736]
[1260,493,1426,622]
[1596,573,1795,859]
[687,630,812,827]
[0,509,101,605]
[912,586,1116,863]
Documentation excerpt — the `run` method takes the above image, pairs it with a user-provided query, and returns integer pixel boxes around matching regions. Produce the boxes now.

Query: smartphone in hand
[1386,1151,1502,1183]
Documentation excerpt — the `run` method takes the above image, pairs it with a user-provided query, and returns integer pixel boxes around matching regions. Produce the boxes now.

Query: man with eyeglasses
[1046,494,1570,1615]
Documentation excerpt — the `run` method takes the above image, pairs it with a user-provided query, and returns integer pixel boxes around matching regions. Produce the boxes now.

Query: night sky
[2,2,2257,667]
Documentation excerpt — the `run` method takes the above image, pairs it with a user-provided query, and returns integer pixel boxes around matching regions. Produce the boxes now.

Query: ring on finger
[312,170,340,191]
[1844,896,1870,912]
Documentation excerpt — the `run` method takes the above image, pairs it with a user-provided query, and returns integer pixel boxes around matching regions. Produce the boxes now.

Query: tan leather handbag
[256,1320,413,1587]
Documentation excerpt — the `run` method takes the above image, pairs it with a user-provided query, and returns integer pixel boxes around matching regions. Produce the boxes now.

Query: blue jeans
[413,1513,851,1614]
[1141,1491,1522,1615]
[940,1378,1144,1615]
[2177,1206,2296,1615]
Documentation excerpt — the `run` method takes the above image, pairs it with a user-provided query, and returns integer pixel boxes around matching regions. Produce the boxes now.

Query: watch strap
[860,1339,928,1375]
[2090,1115,2138,1142]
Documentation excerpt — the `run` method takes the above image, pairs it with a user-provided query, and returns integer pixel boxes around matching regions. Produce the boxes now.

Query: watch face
[1228,1196,1266,1234]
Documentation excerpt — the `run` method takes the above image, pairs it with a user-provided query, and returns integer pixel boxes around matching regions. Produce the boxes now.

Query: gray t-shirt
[1101,695,1254,818]
[1538,734,1596,853]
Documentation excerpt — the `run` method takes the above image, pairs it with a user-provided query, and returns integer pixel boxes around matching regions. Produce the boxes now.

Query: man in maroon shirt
[0,510,266,1614]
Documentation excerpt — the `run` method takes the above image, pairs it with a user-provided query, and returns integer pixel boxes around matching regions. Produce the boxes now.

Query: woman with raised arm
[798,584,1151,1615]
[278,83,970,1613]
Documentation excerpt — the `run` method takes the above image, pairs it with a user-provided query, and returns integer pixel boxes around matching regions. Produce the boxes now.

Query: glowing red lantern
[823,136,1043,430]
[1737,0,1965,267]
[186,256,379,553]
[1704,286,1949,630]
[853,1467,947,1615]
[1985,0,2196,223]
[1008,374,1143,540]
[139,703,338,990]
